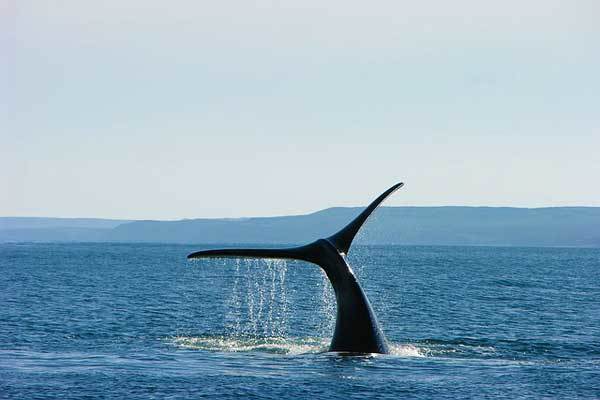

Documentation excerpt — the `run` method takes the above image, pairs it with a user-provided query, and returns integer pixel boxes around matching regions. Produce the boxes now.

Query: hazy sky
[3,0,599,219]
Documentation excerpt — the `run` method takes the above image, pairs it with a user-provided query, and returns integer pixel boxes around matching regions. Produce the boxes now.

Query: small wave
[411,337,600,362]
[412,338,499,358]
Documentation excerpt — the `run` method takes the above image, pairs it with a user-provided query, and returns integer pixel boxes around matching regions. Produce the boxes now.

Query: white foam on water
[390,344,428,358]
[171,335,328,355]
[171,335,429,358]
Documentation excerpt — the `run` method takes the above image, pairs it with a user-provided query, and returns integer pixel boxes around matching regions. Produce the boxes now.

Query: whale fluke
[187,182,405,354]
[187,244,316,264]
[326,182,404,255]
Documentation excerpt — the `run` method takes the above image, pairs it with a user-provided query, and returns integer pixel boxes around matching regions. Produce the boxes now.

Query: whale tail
[187,182,404,262]
[187,182,404,354]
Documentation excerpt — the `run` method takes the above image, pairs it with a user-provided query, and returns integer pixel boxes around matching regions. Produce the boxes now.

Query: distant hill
[1,207,599,247]
[0,217,131,243]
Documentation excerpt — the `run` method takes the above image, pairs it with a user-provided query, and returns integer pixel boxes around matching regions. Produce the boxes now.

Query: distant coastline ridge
[1,207,599,247]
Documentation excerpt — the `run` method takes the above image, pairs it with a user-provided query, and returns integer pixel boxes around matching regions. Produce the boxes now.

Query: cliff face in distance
[2,207,599,247]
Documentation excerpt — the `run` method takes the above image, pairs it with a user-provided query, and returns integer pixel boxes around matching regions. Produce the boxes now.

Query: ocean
[1,243,599,399]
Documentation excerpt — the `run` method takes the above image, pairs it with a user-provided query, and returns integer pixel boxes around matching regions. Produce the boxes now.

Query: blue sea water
[1,243,599,399]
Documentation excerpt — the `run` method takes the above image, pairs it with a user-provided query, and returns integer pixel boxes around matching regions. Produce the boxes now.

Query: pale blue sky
[2,0,599,219]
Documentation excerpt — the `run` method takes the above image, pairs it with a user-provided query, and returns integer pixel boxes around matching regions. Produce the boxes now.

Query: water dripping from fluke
[222,258,290,339]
